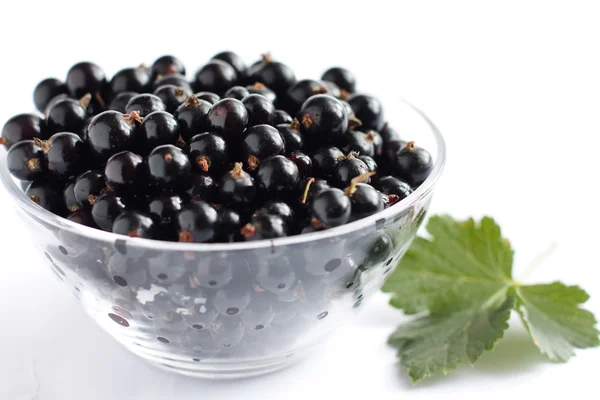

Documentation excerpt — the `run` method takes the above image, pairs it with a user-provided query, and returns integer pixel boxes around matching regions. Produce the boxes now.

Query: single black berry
[289,151,312,177]
[35,133,85,178]
[240,214,287,240]
[255,155,299,195]
[388,141,433,187]
[193,60,238,95]
[147,145,191,190]
[212,51,247,80]
[1,114,46,149]
[187,173,219,203]
[64,181,80,212]
[299,95,348,143]
[151,74,192,93]
[112,211,156,239]
[286,79,328,113]
[146,194,184,235]
[91,192,126,231]
[26,181,66,215]
[139,111,180,153]
[45,95,90,136]
[246,82,276,103]
[153,84,191,113]
[241,124,285,170]
[194,91,221,104]
[345,175,383,219]
[219,163,256,205]
[224,86,250,100]
[249,57,296,96]
[359,155,378,173]
[376,175,413,201]
[348,94,384,131]
[6,140,45,181]
[312,146,345,178]
[109,66,149,95]
[66,61,107,99]
[332,153,370,188]
[321,67,356,96]
[242,94,275,126]
[33,78,68,113]
[322,80,341,99]
[104,151,146,194]
[215,207,242,242]
[272,109,292,125]
[187,133,229,174]
[380,123,401,143]
[108,92,138,113]
[150,55,186,79]
[341,129,375,157]
[206,98,248,141]
[255,201,294,226]
[175,95,212,141]
[125,93,166,117]
[176,200,218,243]
[276,119,303,154]
[311,188,351,228]
[73,170,106,208]
[87,111,141,160]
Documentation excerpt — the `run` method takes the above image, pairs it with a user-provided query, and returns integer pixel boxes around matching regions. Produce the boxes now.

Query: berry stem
[301,178,316,205]
[339,89,350,100]
[0,137,6,146]
[261,53,273,64]
[250,82,266,90]
[79,93,92,110]
[179,231,194,242]
[175,87,186,98]
[26,158,41,172]
[311,86,328,95]
[311,217,325,230]
[348,116,363,129]
[176,136,186,148]
[230,162,245,179]
[404,141,416,151]
[184,94,201,107]
[196,156,210,172]
[301,114,313,130]
[33,138,50,153]
[123,111,143,126]
[289,118,301,132]
[345,171,377,195]
[247,155,260,171]
[240,223,256,238]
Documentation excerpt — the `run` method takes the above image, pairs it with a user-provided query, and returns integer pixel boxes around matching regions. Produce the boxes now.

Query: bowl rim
[0,99,446,252]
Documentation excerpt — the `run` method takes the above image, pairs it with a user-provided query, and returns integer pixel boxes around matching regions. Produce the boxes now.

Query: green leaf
[390,295,514,382]
[382,215,515,314]
[516,282,600,362]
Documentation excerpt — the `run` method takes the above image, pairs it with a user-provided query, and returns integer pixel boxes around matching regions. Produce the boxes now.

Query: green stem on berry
[301,178,316,205]
[345,171,377,196]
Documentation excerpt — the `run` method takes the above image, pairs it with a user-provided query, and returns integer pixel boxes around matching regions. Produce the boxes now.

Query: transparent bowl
[0,96,445,379]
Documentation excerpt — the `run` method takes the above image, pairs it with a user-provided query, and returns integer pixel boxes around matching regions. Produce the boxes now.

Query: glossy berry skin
[380,123,401,143]
[109,66,149,95]
[46,97,89,136]
[33,78,68,113]
[212,51,247,81]
[332,156,370,188]
[312,146,345,178]
[104,151,145,194]
[64,181,80,212]
[151,74,192,93]
[348,94,385,131]
[108,91,138,113]
[299,95,348,142]
[139,111,180,153]
[242,94,275,126]
[195,91,220,104]
[276,121,303,154]
[249,61,296,96]
[187,133,229,174]
[91,192,126,231]
[26,181,67,216]
[187,174,218,203]
[388,141,433,187]
[240,214,287,240]
[255,201,294,226]
[67,210,97,227]
[146,194,184,230]
[112,211,156,239]
[286,79,328,113]
[6,140,45,181]
[216,207,241,242]
[175,95,212,141]
[147,145,191,190]
[153,84,191,113]
[246,83,277,103]
[73,170,106,208]
[241,125,285,170]
[36,133,86,178]
[340,100,354,118]
[193,60,238,95]
[256,155,299,195]
[321,67,356,94]
[1,114,46,149]
[272,110,292,125]
[66,62,107,99]
[376,175,413,200]
[289,151,312,177]
[175,200,218,243]
[206,98,248,141]
[359,155,377,173]
[322,80,341,99]
[87,111,140,160]
[346,183,384,219]
[224,86,249,100]
[151,55,186,79]
[312,188,351,228]
[125,94,166,117]
[219,163,256,205]
[341,130,375,157]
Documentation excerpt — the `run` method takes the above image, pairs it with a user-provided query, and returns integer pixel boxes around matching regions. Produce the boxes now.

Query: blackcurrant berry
[212,51,247,81]
[151,74,192,93]
[125,93,166,117]
[176,200,218,243]
[345,178,383,220]
[321,67,356,96]
[272,109,293,125]
[286,79,328,113]
[35,133,85,178]
[1,114,46,149]
[340,100,354,118]
[6,140,45,181]
[151,55,186,79]
[206,98,248,141]
[256,155,299,195]
[66,61,107,99]
[188,174,219,203]
[241,124,285,170]
[299,95,348,142]
[112,211,156,239]
[194,91,221,104]
[146,194,184,231]
[73,170,106,208]
[219,163,256,205]
[332,153,370,188]
[45,95,90,136]
[321,80,341,99]
[358,155,378,173]
[64,181,80,212]
[249,57,296,96]
[380,123,401,143]
[240,214,287,240]
[87,111,141,160]
[43,94,69,116]
[341,130,375,157]
[311,188,351,228]
[147,145,191,190]
[312,146,345,178]
[91,192,126,231]
[26,181,67,216]
[104,151,146,194]
[224,86,250,100]
[193,60,238,95]
[289,151,312,177]
[153,84,192,113]
[139,111,180,153]
[33,78,68,113]
[108,92,138,113]
[348,94,384,131]
[109,66,149,95]
[388,141,433,187]
[175,95,212,141]
[255,201,294,226]
[242,94,275,126]
[215,207,242,242]
[246,82,276,103]
[276,119,303,153]
[187,133,229,174]
[67,209,97,227]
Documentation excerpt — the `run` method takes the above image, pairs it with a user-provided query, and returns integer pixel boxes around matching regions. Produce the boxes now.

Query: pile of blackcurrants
[1,52,433,243]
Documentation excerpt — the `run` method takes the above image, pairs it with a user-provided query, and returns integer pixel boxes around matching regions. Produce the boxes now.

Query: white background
[0,0,598,398]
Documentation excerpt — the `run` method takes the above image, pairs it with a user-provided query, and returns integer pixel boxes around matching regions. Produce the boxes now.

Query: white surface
[1,0,599,398]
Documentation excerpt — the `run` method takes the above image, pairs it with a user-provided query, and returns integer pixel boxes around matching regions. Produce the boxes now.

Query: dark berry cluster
[2,52,433,242]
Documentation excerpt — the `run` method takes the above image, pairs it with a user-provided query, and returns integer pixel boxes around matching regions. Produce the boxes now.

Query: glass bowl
[0,95,445,379]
